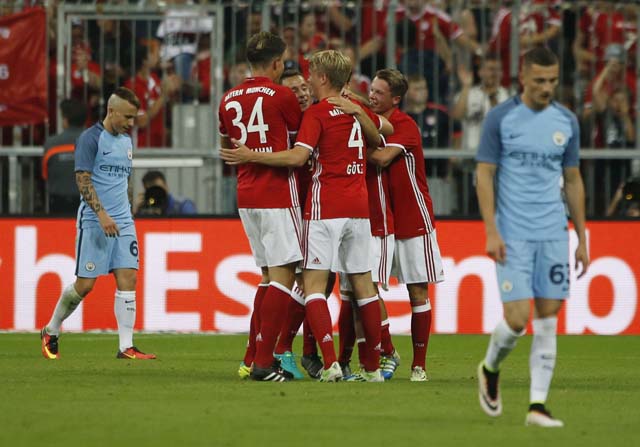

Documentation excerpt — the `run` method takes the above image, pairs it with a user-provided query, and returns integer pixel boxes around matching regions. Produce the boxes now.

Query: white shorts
[340,234,394,291]
[303,218,370,274]
[239,207,303,268]
[392,230,445,284]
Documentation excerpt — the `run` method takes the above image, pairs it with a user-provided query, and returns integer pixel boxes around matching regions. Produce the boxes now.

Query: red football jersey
[397,4,463,52]
[367,163,394,237]
[579,9,637,72]
[218,76,302,208]
[295,97,381,220]
[384,108,435,239]
[125,72,166,148]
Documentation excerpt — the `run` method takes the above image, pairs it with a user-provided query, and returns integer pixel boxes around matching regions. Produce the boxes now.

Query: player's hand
[574,241,590,279]
[457,64,473,88]
[327,95,362,115]
[486,231,506,264]
[220,139,253,165]
[98,211,120,238]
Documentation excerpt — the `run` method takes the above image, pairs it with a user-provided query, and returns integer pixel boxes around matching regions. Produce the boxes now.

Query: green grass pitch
[1,333,638,447]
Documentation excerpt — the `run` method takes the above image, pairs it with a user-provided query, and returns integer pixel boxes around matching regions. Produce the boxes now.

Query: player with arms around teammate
[219,32,304,382]
[40,87,156,360]
[222,50,391,382]
[368,69,445,382]
[475,47,589,427]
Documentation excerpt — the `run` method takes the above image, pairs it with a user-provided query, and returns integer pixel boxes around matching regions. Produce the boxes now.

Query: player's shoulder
[550,101,578,125]
[77,122,104,145]
[485,95,520,124]
[389,108,419,130]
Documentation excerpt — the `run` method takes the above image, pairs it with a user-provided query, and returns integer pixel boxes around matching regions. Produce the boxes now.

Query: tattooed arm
[76,171,120,237]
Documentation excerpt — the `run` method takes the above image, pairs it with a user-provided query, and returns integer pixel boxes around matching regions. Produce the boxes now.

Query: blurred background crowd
[1,0,639,217]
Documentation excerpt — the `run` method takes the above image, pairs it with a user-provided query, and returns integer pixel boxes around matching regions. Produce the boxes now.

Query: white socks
[46,284,84,336]
[530,317,558,404]
[114,290,136,352]
[484,319,523,372]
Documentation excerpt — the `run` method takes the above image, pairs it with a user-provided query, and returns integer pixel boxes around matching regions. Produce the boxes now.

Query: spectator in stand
[489,0,561,88]
[70,42,101,122]
[156,0,213,100]
[404,74,461,215]
[88,19,133,97]
[606,177,640,218]
[43,99,88,215]
[588,85,636,215]
[295,10,328,78]
[134,170,197,216]
[125,46,180,148]
[397,0,479,104]
[332,42,371,102]
[358,0,391,76]
[451,54,509,152]
[582,44,636,125]
[573,2,638,77]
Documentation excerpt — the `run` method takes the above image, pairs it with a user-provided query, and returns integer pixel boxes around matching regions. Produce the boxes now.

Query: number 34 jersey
[295,97,381,220]
[218,76,303,208]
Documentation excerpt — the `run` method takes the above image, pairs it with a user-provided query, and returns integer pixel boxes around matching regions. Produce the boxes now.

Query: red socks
[305,293,337,368]
[242,284,268,366]
[411,303,432,369]
[274,285,306,354]
[253,282,292,369]
[380,320,395,356]
[357,296,381,372]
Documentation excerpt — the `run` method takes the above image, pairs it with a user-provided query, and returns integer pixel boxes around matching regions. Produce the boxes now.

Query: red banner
[0,8,47,126]
[0,218,638,334]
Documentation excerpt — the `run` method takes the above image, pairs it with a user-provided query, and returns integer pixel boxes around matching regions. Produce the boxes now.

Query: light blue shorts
[496,239,569,302]
[75,224,139,278]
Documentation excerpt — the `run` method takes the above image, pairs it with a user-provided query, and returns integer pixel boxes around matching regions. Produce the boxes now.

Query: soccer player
[475,47,589,427]
[40,87,156,360]
[219,32,303,382]
[368,68,445,382]
[222,50,391,382]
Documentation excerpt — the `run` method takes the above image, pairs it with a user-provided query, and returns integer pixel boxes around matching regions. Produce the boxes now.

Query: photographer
[606,177,640,218]
[134,170,197,216]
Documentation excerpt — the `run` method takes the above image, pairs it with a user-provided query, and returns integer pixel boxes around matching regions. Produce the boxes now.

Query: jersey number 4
[348,119,364,159]
[225,97,270,144]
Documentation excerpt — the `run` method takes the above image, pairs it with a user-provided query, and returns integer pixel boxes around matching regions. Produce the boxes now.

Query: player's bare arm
[76,170,119,237]
[220,138,310,168]
[328,96,394,136]
[476,162,505,263]
[563,166,589,278]
[326,96,384,148]
[367,145,403,168]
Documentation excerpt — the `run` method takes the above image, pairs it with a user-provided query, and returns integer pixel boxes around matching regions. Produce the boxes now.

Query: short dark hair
[246,31,286,68]
[280,69,303,83]
[522,47,558,69]
[60,98,87,127]
[142,170,166,187]
[114,86,140,109]
[376,69,409,98]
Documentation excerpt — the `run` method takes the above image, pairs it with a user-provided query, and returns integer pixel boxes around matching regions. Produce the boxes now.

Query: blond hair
[309,50,352,90]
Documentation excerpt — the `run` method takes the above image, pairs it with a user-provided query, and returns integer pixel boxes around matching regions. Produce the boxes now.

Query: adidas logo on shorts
[312,257,321,265]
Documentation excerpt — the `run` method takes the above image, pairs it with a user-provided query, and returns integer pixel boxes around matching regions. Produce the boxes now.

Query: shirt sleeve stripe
[295,141,314,152]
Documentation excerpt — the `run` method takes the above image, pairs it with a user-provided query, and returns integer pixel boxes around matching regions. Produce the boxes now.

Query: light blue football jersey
[74,122,134,229]
[476,96,580,241]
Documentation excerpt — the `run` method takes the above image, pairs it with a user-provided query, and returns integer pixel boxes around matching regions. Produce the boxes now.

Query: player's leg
[479,240,533,416]
[274,282,305,379]
[42,227,106,359]
[41,277,95,359]
[111,226,154,359]
[337,274,356,374]
[346,272,383,382]
[406,281,431,381]
[379,296,401,380]
[525,240,569,427]
[252,262,297,371]
[240,268,269,378]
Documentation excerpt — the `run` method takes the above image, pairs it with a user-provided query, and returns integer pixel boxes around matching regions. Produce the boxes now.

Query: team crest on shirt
[127,150,133,160]
[552,131,566,146]
[501,280,513,293]
[85,262,96,272]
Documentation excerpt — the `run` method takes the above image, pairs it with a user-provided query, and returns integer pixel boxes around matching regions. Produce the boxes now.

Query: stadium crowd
[1,0,640,216]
